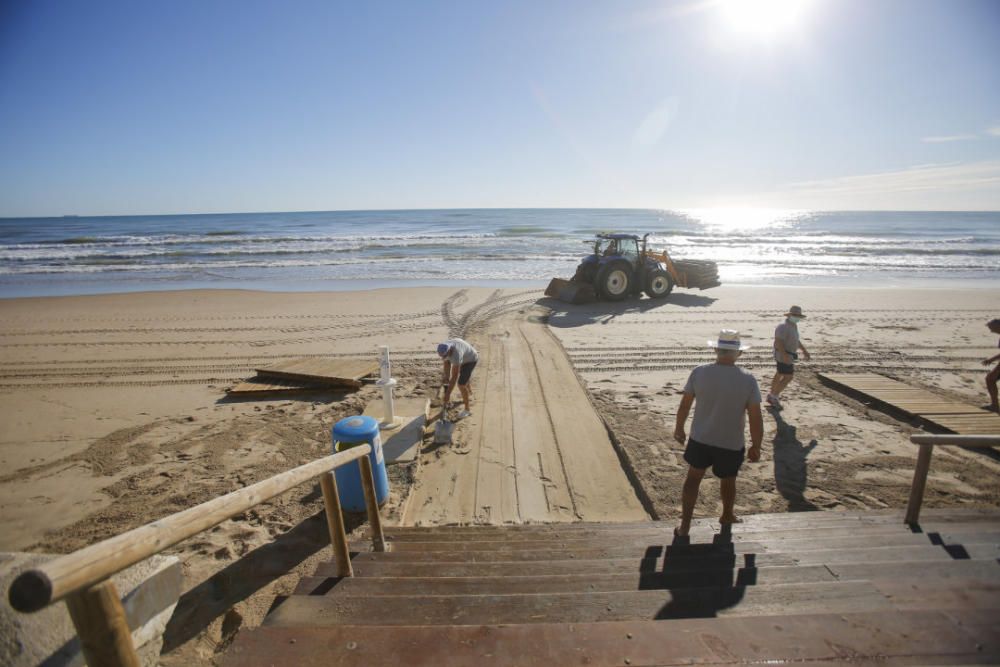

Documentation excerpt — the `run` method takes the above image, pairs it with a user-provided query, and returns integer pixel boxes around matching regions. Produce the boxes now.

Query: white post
[376,345,400,429]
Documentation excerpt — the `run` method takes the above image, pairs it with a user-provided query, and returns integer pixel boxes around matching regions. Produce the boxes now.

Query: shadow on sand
[161,502,366,653]
[770,408,820,512]
[538,292,717,329]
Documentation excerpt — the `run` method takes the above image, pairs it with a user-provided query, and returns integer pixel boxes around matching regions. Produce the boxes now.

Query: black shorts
[458,361,477,385]
[776,361,795,375]
[683,438,745,478]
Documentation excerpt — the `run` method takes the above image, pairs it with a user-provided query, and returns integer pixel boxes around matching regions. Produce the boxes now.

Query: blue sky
[1,0,998,216]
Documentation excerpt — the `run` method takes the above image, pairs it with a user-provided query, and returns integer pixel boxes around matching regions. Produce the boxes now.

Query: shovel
[433,384,454,444]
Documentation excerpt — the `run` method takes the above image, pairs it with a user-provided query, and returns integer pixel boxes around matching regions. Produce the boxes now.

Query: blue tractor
[572,233,673,301]
[546,233,719,303]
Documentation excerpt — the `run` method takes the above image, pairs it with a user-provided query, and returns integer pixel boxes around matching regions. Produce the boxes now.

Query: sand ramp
[404,308,648,525]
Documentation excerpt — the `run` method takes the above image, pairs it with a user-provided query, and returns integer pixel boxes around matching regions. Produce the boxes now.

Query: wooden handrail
[905,434,999,524]
[9,444,372,613]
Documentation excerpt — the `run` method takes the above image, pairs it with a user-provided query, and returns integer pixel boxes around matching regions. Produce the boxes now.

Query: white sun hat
[708,329,750,351]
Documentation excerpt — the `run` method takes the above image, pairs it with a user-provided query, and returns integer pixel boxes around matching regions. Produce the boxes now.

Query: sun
[716,0,815,39]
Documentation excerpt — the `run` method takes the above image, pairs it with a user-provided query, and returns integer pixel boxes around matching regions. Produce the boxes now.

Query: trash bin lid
[332,415,380,442]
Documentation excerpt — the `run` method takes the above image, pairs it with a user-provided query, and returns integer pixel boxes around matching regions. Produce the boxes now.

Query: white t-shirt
[773,321,800,362]
[444,338,479,366]
[682,363,761,450]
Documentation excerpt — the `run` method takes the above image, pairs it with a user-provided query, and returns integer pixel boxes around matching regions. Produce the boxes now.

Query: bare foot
[673,526,688,537]
[719,514,743,525]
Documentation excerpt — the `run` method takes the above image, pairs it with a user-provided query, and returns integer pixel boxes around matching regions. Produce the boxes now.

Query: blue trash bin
[332,415,389,512]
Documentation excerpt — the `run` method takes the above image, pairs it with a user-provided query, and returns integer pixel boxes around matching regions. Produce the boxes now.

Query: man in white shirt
[437,338,479,419]
[673,329,763,537]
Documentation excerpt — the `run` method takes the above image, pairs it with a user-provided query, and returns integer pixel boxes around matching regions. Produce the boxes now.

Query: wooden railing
[906,434,1000,524]
[7,444,385,667]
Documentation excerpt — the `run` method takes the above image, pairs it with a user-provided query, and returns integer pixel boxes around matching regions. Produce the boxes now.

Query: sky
[0,0,998,217]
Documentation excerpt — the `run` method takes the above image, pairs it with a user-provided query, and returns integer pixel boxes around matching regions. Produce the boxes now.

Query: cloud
[785,161,1000,197]
[988,125,1000,137]
[921,134,977,143]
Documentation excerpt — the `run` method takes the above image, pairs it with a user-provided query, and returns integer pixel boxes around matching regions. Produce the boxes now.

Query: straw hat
[785,305,806,318]
[707,329,750,351]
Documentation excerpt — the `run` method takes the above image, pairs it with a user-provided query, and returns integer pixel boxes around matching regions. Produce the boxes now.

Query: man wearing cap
[767,305,811,410]
[437,338,479,419]
[673,330,763,536]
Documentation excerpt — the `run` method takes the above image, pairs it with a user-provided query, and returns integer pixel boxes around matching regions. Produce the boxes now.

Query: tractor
[545,233,720,304]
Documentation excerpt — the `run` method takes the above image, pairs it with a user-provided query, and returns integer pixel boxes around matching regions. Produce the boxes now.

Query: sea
[0,209,998,298]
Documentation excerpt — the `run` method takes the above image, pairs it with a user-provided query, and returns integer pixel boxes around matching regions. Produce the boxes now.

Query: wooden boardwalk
[224,509,1000,666]
[819,372,1000,435]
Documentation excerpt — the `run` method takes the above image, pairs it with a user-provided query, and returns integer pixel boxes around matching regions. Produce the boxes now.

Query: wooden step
[357,530,1000,554]
[296,558,1000,596]
[344,542,975,565]
[380,508,1000,535]
[263,581,892,627]
[292,564,837,596]
[370,520,999,543]
[873,579,1000,611]
[313,557,707,579]
[225,609,1000,666]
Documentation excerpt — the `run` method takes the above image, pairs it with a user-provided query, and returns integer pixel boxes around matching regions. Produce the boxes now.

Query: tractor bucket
[545,278,596,304]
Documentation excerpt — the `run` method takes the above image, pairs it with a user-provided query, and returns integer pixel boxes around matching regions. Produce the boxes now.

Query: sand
[1,284,998,664]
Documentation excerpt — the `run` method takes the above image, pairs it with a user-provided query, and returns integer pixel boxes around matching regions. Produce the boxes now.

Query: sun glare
[716,0,815,39]
[680,207,807,232]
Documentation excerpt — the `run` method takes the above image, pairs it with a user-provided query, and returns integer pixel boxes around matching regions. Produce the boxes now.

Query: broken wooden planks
[819,372,1000,435]
[228,357,379,395]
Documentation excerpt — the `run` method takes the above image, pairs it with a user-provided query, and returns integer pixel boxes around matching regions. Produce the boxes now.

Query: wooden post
[320,472,353,577]
[905,443,934,525]
[359,455,387,552]
[64,579,140,667]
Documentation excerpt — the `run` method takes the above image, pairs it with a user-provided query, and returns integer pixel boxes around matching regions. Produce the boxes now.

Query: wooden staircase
[224,508,1000,665]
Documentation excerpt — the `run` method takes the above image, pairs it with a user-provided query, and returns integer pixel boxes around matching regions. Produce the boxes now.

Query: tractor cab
[593,234,640,266]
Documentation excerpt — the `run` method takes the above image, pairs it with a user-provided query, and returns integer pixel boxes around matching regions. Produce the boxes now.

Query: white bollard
[376,345,400,429]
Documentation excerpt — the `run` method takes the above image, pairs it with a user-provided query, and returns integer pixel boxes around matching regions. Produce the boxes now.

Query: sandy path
[403,306,649,525]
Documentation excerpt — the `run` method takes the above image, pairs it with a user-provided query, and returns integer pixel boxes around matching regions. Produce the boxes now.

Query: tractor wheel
[645,269,673,299]
[597,261,632,301]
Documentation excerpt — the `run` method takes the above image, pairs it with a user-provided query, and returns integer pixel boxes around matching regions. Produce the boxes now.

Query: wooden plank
[225,610,1000,667]
[819,372,1000,435]
[263,581,891,627]
[373,522,1000,544]
[355,530,1000,555]
[315,557,682,579]
[873,579,1000,611]
[828,558,1000,582]
[228,376,340,395]
[343,542,963,564]
[292,565,837,596]
[255,358,378,387]
[374,510,1000,537]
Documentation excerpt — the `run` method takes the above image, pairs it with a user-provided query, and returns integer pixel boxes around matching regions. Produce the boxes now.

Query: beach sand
[1,284,998,663]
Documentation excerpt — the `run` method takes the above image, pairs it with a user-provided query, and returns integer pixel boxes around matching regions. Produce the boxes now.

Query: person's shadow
[641,527,750,618]
[770,410,819,512]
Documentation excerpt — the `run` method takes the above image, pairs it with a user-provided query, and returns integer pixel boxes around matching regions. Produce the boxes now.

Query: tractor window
[598,239,617,256]
[620,239,639,265]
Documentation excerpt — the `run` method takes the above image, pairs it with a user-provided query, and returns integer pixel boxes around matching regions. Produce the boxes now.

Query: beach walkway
[402,307,648,525]
[820,372,1000,434]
